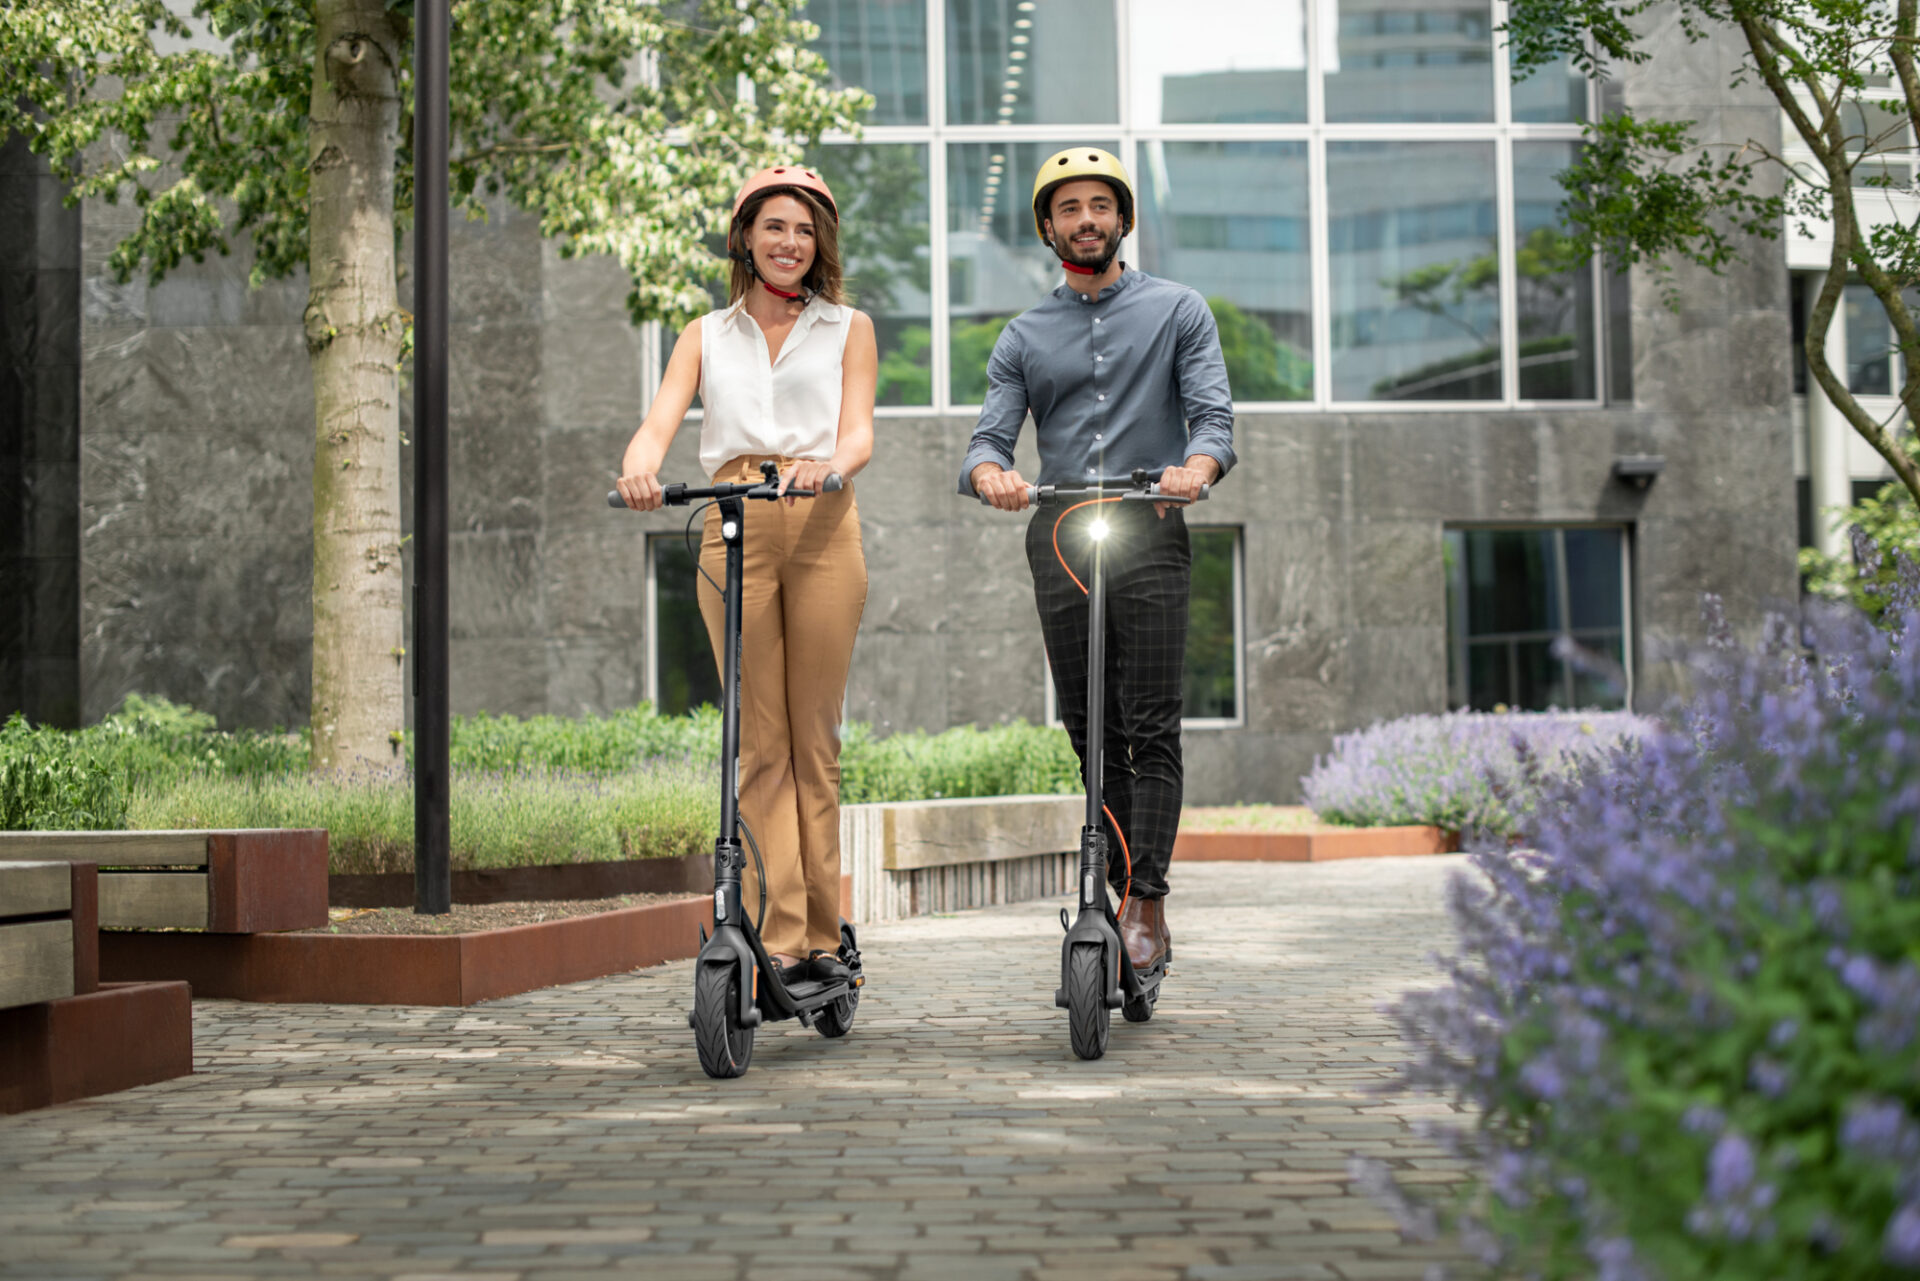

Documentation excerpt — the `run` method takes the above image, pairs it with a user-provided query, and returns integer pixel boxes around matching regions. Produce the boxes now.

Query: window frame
[644,0,1603,416]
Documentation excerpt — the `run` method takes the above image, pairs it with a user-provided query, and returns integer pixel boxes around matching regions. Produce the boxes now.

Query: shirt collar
[723,295,847,331]
[1051,264,1141,306]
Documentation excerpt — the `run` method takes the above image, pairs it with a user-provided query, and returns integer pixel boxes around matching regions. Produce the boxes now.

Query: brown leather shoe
[1157,896,1173,963]
[1118,895,1167,970]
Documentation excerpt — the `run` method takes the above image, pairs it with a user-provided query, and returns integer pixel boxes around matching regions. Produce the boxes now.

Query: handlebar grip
[606,490,624,509]
[976,486,1040,507]
[822,473,844,493]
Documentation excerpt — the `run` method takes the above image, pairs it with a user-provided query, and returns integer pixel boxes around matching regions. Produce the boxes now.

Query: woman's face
[747,194,817,292]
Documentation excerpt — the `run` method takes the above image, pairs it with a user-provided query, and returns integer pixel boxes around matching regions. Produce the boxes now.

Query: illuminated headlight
[1089,517,1109,542]
[722,520,739,540]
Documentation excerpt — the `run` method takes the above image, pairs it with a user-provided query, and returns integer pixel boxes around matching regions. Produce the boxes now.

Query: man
[959,147,1235,972]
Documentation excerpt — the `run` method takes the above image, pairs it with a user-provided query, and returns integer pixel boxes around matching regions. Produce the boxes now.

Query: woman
[615,167,875,985]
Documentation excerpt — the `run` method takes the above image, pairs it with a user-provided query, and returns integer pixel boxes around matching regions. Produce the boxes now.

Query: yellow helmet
[1030,146,1135,244]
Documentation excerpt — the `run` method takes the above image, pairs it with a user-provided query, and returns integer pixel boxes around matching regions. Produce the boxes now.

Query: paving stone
[0,859,1473,1279]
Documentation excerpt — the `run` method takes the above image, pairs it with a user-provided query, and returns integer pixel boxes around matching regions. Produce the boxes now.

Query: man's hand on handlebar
[1155,457,1219,519]
[779,459,840,505]
[973,463,1031,513]
[615,471,665,512]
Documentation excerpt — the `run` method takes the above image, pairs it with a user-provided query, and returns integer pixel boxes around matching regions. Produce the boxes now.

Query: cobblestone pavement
[0,858,1472,1281]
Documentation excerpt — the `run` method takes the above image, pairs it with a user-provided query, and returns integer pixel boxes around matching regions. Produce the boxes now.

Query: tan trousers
[698,454,868,961]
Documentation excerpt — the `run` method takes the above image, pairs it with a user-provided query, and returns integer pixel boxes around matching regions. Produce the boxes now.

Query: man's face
[1044,179,1122,268]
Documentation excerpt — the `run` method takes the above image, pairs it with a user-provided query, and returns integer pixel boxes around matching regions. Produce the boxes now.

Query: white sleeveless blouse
[698,298,849,479]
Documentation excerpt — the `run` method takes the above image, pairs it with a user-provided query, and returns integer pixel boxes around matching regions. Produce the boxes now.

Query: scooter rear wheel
[1065,942,1111,1060]
[1121,987,1157,1023]
[692,961,754,1078]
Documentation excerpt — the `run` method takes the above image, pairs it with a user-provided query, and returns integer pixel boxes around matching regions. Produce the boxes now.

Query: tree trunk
[305,0,407,772]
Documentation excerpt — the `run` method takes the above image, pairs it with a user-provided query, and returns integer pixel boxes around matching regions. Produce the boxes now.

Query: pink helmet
[730,165,839,227]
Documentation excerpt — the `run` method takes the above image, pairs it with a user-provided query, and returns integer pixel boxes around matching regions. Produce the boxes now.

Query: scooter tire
[1065,942,1111,1060]
[814,988,858,1038]
[692,961,754,1079]
[1121,988,1156,1023]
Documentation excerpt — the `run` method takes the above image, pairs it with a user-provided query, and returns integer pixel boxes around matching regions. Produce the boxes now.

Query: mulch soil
[299,894,685,936]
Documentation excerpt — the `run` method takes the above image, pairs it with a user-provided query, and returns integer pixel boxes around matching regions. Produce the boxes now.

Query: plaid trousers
[1025,501,1190,900]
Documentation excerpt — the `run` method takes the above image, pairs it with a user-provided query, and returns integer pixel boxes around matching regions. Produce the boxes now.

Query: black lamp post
[412,0,451,915]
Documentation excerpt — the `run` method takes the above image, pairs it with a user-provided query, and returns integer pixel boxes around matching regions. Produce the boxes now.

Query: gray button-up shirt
[958,267,1236,493]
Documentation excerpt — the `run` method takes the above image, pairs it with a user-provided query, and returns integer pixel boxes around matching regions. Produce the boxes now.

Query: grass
[1178,805,1343,833]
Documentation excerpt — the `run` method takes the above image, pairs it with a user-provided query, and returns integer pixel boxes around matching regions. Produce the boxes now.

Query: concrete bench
[842,795,1082,922]
[0,860,97,1009]
[0,830,327,933]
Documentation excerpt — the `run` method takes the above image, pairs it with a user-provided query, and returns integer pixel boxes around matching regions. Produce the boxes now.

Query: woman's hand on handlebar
[778,459,839,505]
[615,471,665,512]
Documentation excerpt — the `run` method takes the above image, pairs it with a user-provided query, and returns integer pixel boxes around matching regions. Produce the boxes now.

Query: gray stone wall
[2,134,82,728]
[59,12,1798,803]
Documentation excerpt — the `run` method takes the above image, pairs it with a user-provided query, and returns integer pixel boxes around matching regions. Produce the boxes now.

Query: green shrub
[130,762,717,875]
[442,703,721,773]
[1800,482,1920,626]
[0,713,127,830]
[839,720,1080,804]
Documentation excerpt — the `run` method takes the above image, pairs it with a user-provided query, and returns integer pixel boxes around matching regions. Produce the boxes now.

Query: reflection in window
[1445,526,1629,712]
[1138,141,1311,402]
[808,144,933,406]
[1323,0,1495,122]
[947,139,1117,404]
[1513,142,1596,399]
[807,0,929,125]
[946,0,1117,125]
[1184,527,1240,721]
[651,535,720,716]
[1847,281,1894,395]
[1328,141,1500,401]
[1127,0,1306,125]
[1509,51,1587,123]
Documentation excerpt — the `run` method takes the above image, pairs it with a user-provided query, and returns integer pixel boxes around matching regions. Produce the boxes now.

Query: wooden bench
[842,795,1082,922]
[0,830,327,933]
[0,860,98,1009]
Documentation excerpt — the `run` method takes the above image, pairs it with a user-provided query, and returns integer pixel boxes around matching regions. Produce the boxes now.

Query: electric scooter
[609,461,865,1079]
[978,467,1205,1059]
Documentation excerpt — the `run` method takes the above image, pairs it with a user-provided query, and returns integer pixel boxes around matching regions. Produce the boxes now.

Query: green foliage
[0,714,128,831]
[948,315,1013,404]
[837,720,1081,805]
[441,703,721,772]
[0,0,872,326]
[1205,297,1310,402]
[1801,481,1920,622]
[130,761,718,874]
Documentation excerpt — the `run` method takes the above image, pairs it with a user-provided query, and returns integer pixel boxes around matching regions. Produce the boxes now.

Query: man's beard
[1052,224,1119,267]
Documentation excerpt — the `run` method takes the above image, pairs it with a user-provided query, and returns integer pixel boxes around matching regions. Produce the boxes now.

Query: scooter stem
[713,495,747,926]
[1081,529,1107,910]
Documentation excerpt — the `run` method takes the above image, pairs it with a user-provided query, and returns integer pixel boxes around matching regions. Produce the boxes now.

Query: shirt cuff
[958,445,1016,497]
[1185,443,1235,483]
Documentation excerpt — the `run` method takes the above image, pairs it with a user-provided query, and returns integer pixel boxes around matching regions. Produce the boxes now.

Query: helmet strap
[732,240,810,303]
[1060,260,1098,276]
[761,281,805,301]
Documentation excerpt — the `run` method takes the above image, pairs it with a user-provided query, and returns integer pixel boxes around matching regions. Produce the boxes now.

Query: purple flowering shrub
[1381,586,1920,1278]
[1301,710,1649,838]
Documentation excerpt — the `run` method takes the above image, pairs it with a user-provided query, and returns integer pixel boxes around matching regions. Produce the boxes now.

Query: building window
[649,534,720,715]
[1847,280,1894,394]
[809,143,933,406]
[696,0,1603,413]
[1444,526,1631,711]
[1138,141,1313,402]
[1042,525,1243,727]
[1183,526,1242,722]
[1329,141,1501,401]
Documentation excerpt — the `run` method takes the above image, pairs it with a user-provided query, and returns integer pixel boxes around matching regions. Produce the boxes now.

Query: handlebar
[608,462,843,509]
[976,469,1209,508]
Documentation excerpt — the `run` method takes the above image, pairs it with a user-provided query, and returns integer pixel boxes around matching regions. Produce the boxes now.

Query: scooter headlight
[1088,517,1109,542]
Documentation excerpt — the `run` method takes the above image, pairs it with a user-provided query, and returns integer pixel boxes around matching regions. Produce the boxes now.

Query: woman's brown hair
[728,186,846,305]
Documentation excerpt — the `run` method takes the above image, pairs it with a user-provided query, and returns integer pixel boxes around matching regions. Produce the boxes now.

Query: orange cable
[1052,498,1136,916]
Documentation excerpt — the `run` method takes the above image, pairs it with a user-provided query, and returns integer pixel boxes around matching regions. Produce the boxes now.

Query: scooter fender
[1055,908,1124,1009]
[696,924,764,1028]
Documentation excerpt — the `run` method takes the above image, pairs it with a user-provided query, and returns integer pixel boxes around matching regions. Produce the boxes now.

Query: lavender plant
[1301,710,1648,839]
[1380,582,1920,1278]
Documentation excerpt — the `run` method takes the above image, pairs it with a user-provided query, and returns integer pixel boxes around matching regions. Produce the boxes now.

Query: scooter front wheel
[692,961,754,1078]
[1065,942,1111,1060]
